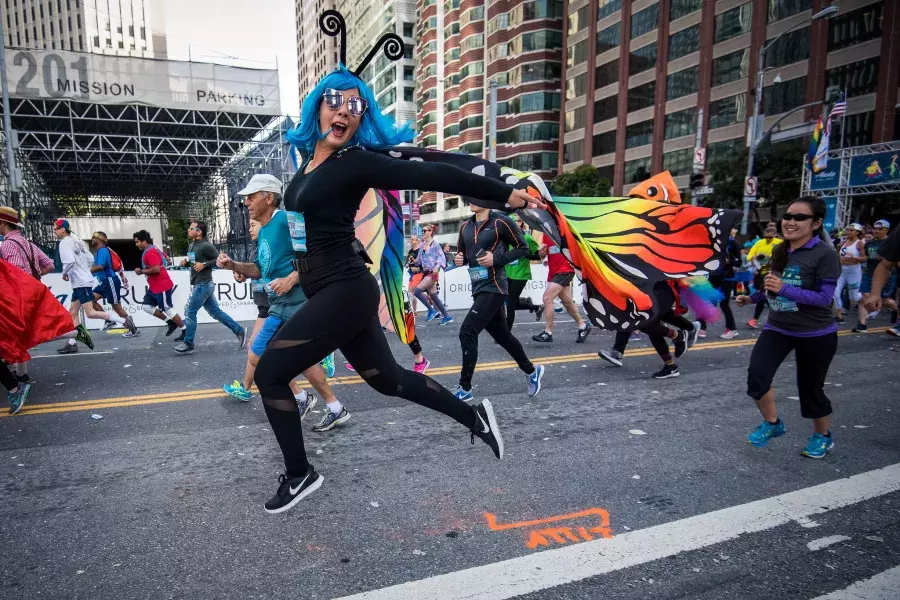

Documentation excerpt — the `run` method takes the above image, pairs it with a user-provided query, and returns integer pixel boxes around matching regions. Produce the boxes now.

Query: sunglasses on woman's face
[323,89,367,116]
[782,213,814,222]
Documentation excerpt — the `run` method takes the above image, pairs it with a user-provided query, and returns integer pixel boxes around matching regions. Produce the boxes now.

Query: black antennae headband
[318,9,404,78]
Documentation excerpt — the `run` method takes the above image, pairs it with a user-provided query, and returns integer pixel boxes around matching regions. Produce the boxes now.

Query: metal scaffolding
[0,97,289,250]
[800,140,900,228]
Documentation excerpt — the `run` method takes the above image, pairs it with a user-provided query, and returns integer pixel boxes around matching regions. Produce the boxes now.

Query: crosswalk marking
[808,564,900,599]
[335,463,900,600]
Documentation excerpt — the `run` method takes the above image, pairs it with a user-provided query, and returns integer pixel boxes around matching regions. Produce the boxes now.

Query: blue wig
[286,65,415,156]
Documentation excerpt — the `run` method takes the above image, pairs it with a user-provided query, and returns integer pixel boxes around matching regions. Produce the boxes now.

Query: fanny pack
[292,239,372,273]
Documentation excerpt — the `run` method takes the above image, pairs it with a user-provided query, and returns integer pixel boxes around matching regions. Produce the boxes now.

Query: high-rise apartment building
[415,0,563,241]
[2,0,167,58]
[562,0,899,195]
[296,0,341,104]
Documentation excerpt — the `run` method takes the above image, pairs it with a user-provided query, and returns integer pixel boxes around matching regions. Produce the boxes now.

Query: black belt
[292,239,371,273]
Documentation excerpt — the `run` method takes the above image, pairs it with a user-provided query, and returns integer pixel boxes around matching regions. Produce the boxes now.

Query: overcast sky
[164,0,301,117]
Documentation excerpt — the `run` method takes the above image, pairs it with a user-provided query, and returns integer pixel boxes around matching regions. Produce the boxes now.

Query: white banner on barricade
[43,264,585,329]
[43,271,259,330]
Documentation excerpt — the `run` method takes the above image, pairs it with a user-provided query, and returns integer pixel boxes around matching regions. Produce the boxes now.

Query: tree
[167,218,189,256]
[702,139,806,211]
[548,164,612,197]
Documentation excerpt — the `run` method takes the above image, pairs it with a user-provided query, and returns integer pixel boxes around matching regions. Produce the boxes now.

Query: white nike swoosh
[289,474,309,495]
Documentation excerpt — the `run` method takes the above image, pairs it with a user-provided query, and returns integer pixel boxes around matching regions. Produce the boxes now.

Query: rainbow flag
[806,116,823,168]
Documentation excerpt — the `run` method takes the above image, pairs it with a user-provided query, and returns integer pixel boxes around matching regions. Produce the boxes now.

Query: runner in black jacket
[452,197,545,400]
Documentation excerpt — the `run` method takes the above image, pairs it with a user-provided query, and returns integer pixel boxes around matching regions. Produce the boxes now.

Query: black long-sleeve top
[282,146,514,296]
[457,211,528,296]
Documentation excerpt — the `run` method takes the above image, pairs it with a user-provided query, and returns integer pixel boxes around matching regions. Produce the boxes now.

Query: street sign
[692,147,706,169]
[693,185,714,196]
[744,176,758,198]
[412,204,420,219]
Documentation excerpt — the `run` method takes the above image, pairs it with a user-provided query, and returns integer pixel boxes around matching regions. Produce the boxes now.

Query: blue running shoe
[747,419,785,447]
[223,380,251,402]
[801,432,834,459]
[320,353,335,378]
[440,315,454,325]
[8,382,31,415]
[454,386,473,401]
[527,364,545,397]
[425,308,439,322]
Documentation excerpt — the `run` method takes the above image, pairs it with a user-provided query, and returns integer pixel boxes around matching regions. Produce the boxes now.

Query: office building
[296,0,341,103]
[562,0,899,194]
[2,0,167,58]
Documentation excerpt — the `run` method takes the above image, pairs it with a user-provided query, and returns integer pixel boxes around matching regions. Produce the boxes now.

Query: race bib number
[286,211,307,252]
[548,246,561,255]
[468,266,489,282]
[187,251,196,265]
[769,266,799,313]
[252,282,266,293]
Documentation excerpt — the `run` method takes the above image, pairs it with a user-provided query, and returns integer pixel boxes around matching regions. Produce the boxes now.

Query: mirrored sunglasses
[323,88,367,116]
[782,213,813,222]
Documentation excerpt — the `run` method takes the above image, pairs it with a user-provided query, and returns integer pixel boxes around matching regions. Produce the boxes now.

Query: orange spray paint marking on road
[484,508,613,550]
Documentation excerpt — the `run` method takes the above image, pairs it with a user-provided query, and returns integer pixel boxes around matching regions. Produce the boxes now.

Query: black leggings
[1,361,18,391]
[711,278,737,330]
[255,273,477,476]
[460,292,534,390]
[747,329,837,419]
[505,278,534,330]
[753,273,768,319]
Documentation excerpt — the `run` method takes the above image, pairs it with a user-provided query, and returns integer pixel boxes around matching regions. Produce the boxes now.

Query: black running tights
[0,361,17,391]
[459,292,534,390]
[505,278,533,330]
[254,273,477,476]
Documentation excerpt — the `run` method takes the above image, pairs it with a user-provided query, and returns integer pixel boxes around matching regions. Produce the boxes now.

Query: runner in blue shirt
[89,231,138,337]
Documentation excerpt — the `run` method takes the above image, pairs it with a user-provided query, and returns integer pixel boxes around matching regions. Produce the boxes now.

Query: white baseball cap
[237,174,283,196]
[847,222,863,232]
[874,219,891,229]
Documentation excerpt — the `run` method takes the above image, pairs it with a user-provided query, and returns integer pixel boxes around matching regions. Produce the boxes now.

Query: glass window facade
[499,91,561,115]
[828,3,882,51]
[625,120,654,149]
[663,148,693,177]
[767,0,811,22]
[667,66,698,100]
[830,111,874,148]
[568,5,588,35]
[825,57,880,98]
[597,22,621,53]
[631,3,659,39]
[707,138,743,164]
[564,140,584,163]
[714,3,752,44]
[566,73,586,100]
[594,96,618,122]
[565,106,586,133]
[624,157,652,184]
[764,27,809,69]
[628,81,656,112]
[763,76,807,115]
[670,0,702,21]
[597,0,621,20]
[497,122,559,144]
[712,49,750,86]
[567,39,588,67]
[629,43,657,75]
[499,152,559,172]
[664,107,697,139]
[592,131,617,156]
[709,94,747,129]
[595,59,619,88]
[668,25,700,61]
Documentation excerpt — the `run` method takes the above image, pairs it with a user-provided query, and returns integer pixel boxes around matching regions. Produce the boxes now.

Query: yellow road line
[5,327,888,418]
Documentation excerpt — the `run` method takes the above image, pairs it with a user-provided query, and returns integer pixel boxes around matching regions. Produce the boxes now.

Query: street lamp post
[741,6,839,236]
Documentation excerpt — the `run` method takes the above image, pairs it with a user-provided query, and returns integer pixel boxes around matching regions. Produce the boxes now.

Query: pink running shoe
[345,363,356,373]
[413,357,431,374]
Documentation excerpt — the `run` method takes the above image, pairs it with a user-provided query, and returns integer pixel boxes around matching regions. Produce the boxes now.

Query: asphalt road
[2,305,899,600]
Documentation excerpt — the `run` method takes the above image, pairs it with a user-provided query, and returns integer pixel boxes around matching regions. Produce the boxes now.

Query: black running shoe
[56,342,78,354]
[75,324,94,350]
[534,304,545,321]
[891,310,898,325]
[173,342,194,354]
[470,399,504,459]
[532,331,553,343]
[575,323,592,343]
[165,320,178,336]
[653,363,680,379]
[173,331,185,343]
[124,316,138,336]
[852,323,868,333]
[264,467,323,514]
[673,330,688,359]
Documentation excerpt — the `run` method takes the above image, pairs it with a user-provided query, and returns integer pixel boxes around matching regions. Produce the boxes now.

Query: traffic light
[689,172,705,190]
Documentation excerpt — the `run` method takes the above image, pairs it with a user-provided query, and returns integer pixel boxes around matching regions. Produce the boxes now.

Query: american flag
[829,91,847,119]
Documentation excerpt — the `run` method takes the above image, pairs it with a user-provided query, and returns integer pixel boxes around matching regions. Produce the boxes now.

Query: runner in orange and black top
[532,236,591,344]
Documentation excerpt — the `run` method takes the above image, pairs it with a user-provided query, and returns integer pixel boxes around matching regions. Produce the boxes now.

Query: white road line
[807,535,851,551]
[30,351,115,359]
[809,564,900,599]
[335,463,900,600]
